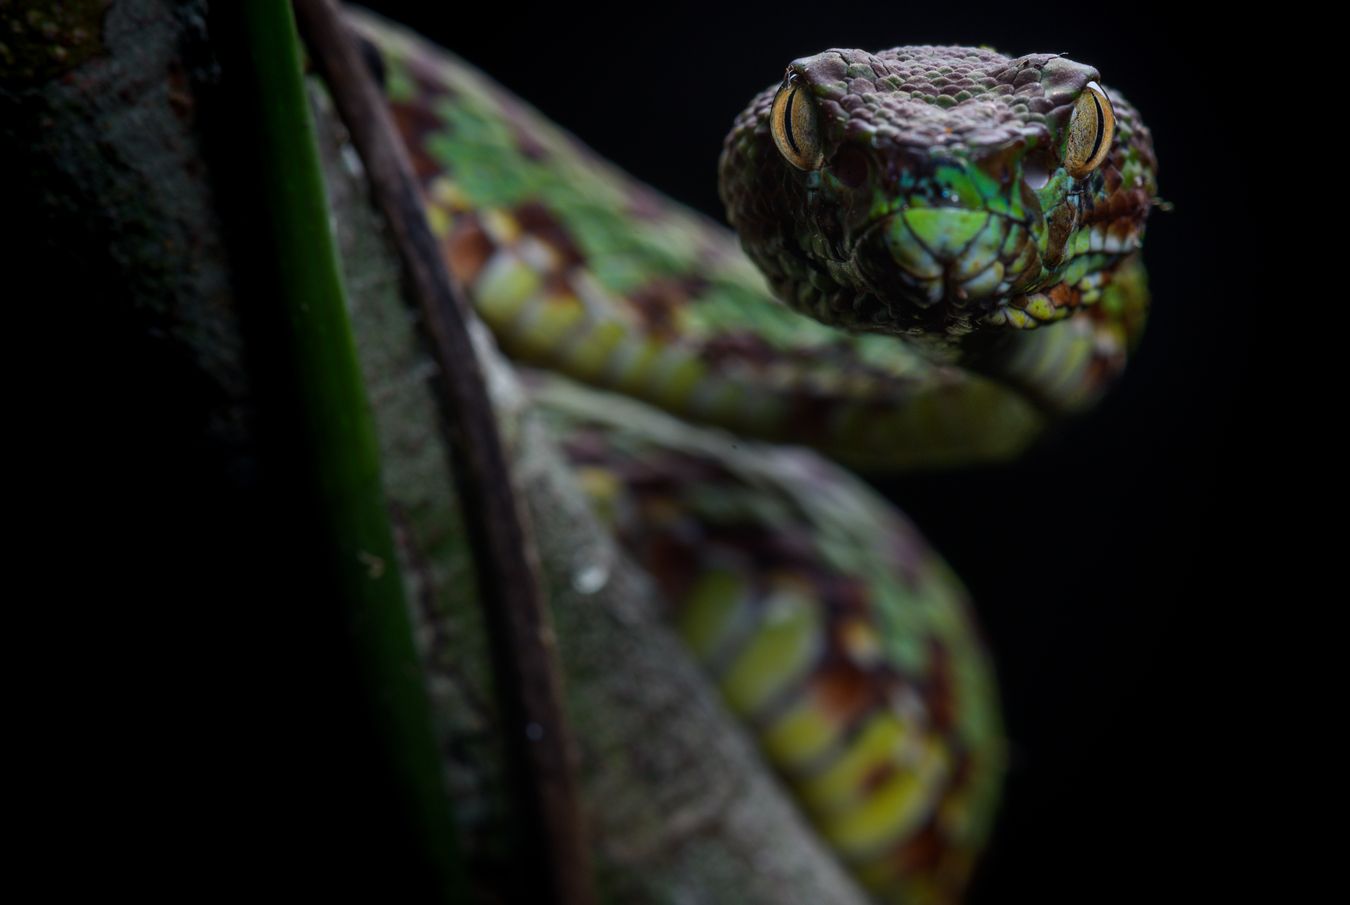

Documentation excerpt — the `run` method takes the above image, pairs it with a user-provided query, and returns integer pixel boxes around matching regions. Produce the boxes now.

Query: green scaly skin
[353,13,1157,905]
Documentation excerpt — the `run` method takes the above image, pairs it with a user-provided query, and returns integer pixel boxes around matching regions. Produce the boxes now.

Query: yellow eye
[770,77,823,170]
[1064,81,1115,178]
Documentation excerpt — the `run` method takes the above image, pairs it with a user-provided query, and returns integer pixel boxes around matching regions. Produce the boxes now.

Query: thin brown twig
[291,3,595,903]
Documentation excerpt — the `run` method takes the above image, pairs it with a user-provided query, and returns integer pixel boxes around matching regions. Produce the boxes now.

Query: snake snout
[856,206,1041,320]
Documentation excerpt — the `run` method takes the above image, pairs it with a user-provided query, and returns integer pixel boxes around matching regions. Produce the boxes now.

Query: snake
[355,13,1157,905]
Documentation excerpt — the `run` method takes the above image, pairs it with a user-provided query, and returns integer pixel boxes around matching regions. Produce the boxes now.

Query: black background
[354,2,1291,901]
[33,2,1300,902]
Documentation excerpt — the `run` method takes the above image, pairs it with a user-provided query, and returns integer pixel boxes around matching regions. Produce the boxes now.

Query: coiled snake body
[360,16,1157,904]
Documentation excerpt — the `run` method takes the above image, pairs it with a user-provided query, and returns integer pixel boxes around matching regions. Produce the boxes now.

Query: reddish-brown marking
[922,639,957,732]
[860,760,901,797]
[627,275,710,340]
[514,201,586,269]
[390,98,447,182]
[892,817,947,873]
[811,661,879,724]
[1046,281,1081,311]
[445,213,494,285]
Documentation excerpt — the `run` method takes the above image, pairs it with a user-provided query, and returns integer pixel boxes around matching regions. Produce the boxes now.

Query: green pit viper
[357,14,1157,905]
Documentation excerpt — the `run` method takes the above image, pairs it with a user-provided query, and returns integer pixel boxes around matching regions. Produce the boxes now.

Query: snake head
[719,47,1157,354]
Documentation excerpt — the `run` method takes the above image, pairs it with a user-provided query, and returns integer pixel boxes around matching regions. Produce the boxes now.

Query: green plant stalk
[234,2,464,898]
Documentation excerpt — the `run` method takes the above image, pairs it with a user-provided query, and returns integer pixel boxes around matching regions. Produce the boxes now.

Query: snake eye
[770,77,823,170]
[1063,81,1115,178]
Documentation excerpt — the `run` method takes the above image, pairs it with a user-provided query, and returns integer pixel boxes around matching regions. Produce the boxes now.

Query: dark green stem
[292,4,595,902]
[229,2,465,898]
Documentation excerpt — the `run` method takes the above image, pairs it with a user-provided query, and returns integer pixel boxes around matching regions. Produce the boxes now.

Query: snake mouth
[848,207,1043,321]
[847,204,1145,331]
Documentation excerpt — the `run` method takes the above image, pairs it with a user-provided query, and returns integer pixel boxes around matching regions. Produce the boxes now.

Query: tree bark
[5,3,869,902]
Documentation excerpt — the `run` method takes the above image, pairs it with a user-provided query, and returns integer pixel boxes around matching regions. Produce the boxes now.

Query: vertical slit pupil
[784,88,802,155]
[1087,92,1105,164]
